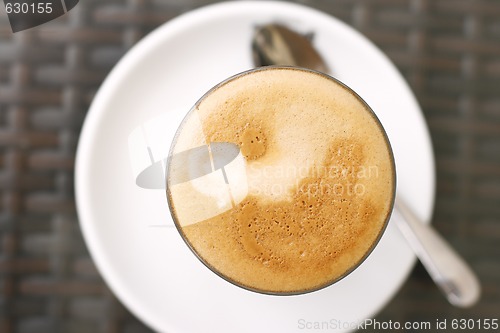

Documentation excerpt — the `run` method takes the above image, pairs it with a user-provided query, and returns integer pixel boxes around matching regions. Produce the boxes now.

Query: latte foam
[167,67,395,293]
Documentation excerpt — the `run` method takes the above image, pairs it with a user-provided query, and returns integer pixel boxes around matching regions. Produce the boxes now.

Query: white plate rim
[75,1,436,332]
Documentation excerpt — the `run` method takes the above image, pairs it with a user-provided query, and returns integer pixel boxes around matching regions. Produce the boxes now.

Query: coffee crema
[167,67,395,294]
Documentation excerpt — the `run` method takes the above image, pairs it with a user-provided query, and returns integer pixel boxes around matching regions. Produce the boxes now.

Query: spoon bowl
[252,24,330,73]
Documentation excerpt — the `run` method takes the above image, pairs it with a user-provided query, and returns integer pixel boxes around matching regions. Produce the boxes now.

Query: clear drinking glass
[166,66,396,295]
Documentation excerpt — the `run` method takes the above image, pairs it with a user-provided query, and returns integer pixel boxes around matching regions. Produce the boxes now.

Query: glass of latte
[166,66,396,295]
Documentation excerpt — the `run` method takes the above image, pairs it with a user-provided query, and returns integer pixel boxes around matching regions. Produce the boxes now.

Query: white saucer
[75,2,435,332]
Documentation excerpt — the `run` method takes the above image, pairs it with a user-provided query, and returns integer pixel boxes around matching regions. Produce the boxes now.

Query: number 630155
[5,2,53,14]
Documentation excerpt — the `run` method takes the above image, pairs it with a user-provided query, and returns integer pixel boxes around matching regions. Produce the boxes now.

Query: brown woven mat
[1,0,499,332]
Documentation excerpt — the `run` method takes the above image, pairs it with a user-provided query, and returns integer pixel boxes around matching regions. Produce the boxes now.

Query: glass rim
[165,65,397,296]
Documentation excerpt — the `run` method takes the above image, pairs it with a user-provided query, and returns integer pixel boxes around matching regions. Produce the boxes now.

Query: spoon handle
[393,196,481,308]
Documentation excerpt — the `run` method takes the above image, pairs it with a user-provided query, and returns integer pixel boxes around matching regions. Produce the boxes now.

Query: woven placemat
[1,1,499,332]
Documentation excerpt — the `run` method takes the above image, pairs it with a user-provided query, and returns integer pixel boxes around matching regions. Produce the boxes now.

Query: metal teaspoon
[251,23,481,308]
